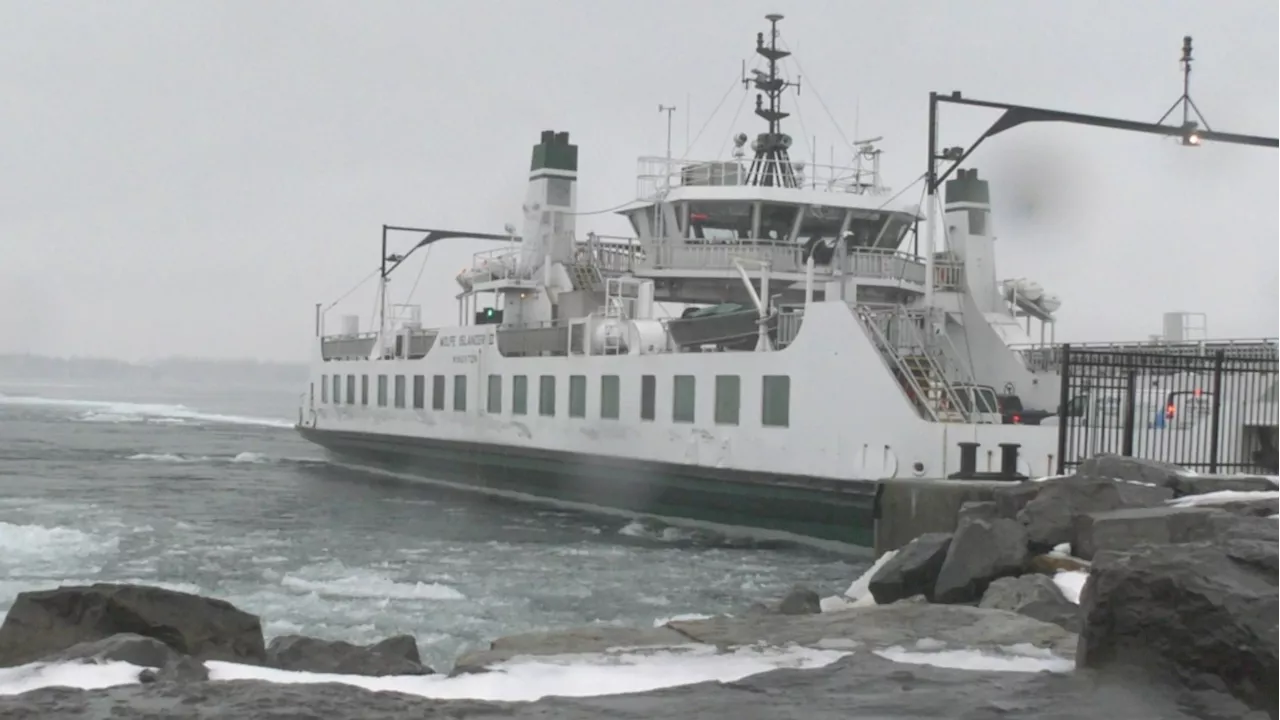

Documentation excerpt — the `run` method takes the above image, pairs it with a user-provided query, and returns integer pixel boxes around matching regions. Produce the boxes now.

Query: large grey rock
[1209,513,1279,576]
[992,480,1046,519]
[775,585,822,615]
[1073,505,1228,560]
[0,651,1260,720]
[1078,540,1279,716]
[0,584,266,668]
[867,532,952,604]
[979,575,1081,632]
[267,635,433,676]
[366,634,422,665]
[48,633,210,685]
[1076,454,1188,488]
[50,633,181,668]
[1017,477,1173,551]
[932,517,1029,604]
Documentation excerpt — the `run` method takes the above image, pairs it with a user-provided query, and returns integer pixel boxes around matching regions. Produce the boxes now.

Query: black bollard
[999,442,1021,479]
[957,442,979,479]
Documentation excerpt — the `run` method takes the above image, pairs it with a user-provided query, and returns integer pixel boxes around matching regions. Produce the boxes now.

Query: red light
[1012,414,1022,424]
[690,213,709,222]
[1166,404,1176,419]
[1193,388,1202,398]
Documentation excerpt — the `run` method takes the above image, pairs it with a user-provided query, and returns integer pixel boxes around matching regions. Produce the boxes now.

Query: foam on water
[0,394,291,428]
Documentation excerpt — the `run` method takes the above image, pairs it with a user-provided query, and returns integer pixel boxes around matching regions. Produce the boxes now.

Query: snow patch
[0,645,851,701]
[842,550,896,603]
[874,644,1074,673]
[1053,570,1088,605]
[1168,490,1280,507]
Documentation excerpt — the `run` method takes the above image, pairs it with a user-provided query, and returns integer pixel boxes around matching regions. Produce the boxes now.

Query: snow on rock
[1168,490,1280,507]
[1053,570,1088,605]
[842,550,897,604]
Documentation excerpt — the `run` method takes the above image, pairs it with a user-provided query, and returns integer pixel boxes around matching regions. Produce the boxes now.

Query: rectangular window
[453,375,467,411]
[512,375,528,415]
[487,374,502,414]
[715,375,740,425]
[432,375,445,410]
[393,375,406,408]
[346,375,356,405]
[377,374,388,407]
[600,375,620,420]
[321,375,329,403]
[762,375,791,428]
[569,375,586,418]
[360,375,369,406]
[539,375,556,417]
[331,374,341,405]
[640,374,656,420]
[673,375,696,423]
[412,374,425,409]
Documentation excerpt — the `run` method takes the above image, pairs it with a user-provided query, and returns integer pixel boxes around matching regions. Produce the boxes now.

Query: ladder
[856,305,973,423]
[598,277,629,355]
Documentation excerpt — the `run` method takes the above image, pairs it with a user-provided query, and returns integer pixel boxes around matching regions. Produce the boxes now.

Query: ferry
[295,15,1277,548]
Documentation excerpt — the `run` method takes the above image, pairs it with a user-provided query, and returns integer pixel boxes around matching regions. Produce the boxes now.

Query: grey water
[0,377,865,671]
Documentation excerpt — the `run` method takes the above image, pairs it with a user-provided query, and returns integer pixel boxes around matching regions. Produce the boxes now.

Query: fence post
[1056,344,1071,475]
[1208,350,1225,473]
[1121,369,1137,457]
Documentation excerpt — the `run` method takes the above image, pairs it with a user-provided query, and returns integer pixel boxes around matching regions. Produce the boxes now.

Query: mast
[743,14,801,188]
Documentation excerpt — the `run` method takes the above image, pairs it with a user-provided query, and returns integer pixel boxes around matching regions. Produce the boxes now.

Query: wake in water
[0,394,292,428]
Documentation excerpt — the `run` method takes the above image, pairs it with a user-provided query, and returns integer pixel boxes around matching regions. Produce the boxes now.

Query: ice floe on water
[0,394,292,428]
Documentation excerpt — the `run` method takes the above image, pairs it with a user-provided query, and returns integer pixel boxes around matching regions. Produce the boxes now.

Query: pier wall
[872,478,1018,557]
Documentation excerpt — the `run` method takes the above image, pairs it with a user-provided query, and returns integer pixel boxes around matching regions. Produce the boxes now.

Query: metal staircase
[856,305,974,423]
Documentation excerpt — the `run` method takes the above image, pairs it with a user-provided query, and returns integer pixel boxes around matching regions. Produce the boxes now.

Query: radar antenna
[1155,36,1212,146]
[742,14,802,188]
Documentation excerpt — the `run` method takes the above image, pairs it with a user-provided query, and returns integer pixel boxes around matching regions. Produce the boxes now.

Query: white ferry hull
[297,303,1062,549]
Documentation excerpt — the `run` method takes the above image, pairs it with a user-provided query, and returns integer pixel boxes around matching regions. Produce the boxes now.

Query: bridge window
[569,375,586,418]
[762,375,790,427]
[673,375,696,423]
[393,375,406,408]
[331,375,341,405]
[512,375,528,415]
[487,374,502,413]
[759,203,798,241]
[453,375,466,411]
[601,375,620,419]
[539,375,556,416]
[685,201,753,241]
[432,375,445,410]
[377,375,388,407]
[346,375,356,405]
[715,375,740,425]
[321,375,328,403]
[640,374,656,420]
[796,205,845,258]
[360,375,369,406]
[412,375,425,409]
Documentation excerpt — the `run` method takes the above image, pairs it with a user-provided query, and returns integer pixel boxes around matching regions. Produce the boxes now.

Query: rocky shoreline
[0,454,1274,719]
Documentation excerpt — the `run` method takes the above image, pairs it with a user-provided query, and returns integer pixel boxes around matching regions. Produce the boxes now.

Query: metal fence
[1055,344,1279,475]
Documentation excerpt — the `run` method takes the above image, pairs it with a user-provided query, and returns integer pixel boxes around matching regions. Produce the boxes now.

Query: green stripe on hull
[298,427,875,548]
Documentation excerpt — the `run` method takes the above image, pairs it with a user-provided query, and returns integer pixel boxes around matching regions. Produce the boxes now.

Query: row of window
[318,372,791,427]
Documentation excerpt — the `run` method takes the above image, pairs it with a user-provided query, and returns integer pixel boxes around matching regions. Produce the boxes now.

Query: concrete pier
[873,478,1020,557]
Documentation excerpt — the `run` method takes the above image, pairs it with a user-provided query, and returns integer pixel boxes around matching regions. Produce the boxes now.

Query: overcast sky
[2,0,1276,362]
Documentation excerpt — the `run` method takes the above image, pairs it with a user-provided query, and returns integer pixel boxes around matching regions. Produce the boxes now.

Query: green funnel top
[530,130,578,173]
[944,168,989,205]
